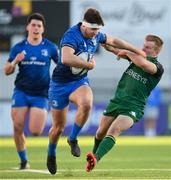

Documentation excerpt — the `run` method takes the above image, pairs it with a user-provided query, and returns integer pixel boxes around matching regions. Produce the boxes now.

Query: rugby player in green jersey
[86,35,164,172]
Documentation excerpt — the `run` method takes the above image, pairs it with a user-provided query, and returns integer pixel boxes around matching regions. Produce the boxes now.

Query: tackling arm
[118,50,157,74]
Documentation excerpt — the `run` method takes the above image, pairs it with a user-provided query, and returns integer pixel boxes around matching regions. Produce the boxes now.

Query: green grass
[0,136,171,179]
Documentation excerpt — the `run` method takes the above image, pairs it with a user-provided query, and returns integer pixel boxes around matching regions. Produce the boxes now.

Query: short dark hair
[27,13,45,27]
[146,35,163,51]
[83,8,104,26]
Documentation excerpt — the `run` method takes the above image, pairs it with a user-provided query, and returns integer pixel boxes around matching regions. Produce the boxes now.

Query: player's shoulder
[96,31,107,41]
[43,38,58,49]
[68,23,80,32]
[96,31,105,37]
[151,58,164,69]
[43,38,55,46]
[153,60,164,77]
[65,23,81,37]
[16,39,26,46]
[11,39,26,51]
[156,60,164,72]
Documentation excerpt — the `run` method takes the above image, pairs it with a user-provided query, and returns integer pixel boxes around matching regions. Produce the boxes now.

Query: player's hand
[14,52,25,64]
[141,50,147,58]
[117,50,129,59]
[87,58,96,70]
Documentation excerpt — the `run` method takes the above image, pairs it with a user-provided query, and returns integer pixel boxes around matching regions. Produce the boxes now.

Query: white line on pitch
[0,168,171,173]
[5,168,52,174]
[58,168,171,172]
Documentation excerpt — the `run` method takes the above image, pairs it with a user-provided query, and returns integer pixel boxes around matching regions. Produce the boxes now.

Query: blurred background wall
[0,0,171,136]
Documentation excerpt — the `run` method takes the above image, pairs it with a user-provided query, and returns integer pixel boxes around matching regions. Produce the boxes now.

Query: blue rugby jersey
[52,22,107,83]
[146,87,161,106]
[8,38,58,97]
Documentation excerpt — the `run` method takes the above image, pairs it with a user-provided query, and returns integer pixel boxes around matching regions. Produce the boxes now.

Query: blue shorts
[12,88,49,110]
[49,77,90,109]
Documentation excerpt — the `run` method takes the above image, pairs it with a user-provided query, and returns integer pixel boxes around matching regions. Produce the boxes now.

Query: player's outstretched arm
[101,44,120,55]
[101,44,128,60]
[105,35,146,58]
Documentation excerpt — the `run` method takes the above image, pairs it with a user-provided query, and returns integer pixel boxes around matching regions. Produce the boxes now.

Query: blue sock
[18,150,28,162]
[69,123,82,141]
[48,143,56,156]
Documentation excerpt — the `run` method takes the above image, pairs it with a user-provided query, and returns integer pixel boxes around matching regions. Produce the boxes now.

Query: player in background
[85,35,164,172]
[46,7,146,175]
[4,13,58,169]
[144,86,161,137]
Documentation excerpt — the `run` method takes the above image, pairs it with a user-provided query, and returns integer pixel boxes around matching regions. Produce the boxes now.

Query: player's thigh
[107,115,134,136]
[29,107,47,133]
[28,95,49,133]
[69,85,93,106]
[11,107,28,131]
[49,80,70,109]
[12,88,28,108]
[51,107,68,129]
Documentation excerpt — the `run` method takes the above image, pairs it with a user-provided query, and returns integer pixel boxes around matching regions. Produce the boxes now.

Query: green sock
[92,137,102,154]
[95,135,116,161]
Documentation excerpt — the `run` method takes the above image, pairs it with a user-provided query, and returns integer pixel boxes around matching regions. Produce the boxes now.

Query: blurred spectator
[144,86,161,137]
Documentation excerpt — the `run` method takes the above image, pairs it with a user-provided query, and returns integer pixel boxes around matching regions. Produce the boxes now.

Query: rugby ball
[71,52,91,75]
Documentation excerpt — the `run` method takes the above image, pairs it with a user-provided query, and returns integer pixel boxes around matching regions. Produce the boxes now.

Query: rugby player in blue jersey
[4,13,58,169]
[46,8,145,174]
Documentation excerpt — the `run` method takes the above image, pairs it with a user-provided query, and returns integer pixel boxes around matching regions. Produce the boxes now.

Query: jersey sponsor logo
[21,61,46,66]
[41,49,48,57]
[21,56,46,66]
[30,56,37,61]
[125,69,147,84]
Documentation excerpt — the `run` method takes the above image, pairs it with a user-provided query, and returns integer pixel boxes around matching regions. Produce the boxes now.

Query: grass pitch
[0,136,171,179]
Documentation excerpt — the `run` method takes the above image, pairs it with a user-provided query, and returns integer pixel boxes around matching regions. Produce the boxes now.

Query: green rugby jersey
[112,56,164,110]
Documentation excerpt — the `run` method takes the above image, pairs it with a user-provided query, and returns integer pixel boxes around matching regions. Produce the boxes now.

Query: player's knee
[79,103,92,113]
[52,126,64,136]
[109,126,122,136]
[96,129,106,139]
[13,123,23,134]
[29,126,43,136]
[31,131,41,136]
[54,129,63,137]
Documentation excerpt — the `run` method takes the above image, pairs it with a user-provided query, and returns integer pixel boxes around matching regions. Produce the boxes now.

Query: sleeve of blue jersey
[8,44,20,62]
[61,32,77,51]
[98,32,107,44]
